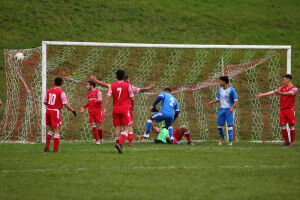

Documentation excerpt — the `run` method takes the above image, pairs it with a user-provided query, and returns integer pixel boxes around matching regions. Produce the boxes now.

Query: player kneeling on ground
[81,81,104,144]
[44,77,77,152]
[153,122,194,145]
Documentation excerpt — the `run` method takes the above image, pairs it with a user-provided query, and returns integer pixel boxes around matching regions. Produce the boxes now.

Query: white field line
[1,165,294,174]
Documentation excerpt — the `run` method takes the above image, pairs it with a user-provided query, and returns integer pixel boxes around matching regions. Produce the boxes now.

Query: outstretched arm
[256,90,276,98]
[90,75,110,88]
[139,83,155,93]
[64,104,77,117]
[103,95,111,117]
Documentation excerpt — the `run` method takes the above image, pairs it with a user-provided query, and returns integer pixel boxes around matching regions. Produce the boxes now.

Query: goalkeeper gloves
[72,111,77,117]
[151,106,159,112]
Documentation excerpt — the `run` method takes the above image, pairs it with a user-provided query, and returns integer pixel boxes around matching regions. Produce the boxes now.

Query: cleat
[280,141,290,146]
[96,141,101,145]
[115,144,123,154]
[100,140,103,144]
[218,139,225,145]
[44,147,50,152]
[53,150,59,153]
[187,141,194,146]
[228,142,233,146]
[129,142,133,146]
[141,134,149,138]
[289,142,294,146]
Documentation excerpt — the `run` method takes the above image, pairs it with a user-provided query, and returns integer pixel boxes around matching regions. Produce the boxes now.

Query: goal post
[2,42,292,143]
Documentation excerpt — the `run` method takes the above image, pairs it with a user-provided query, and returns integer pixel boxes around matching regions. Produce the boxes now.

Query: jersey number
[169,97,174,106]
[48,93,56,105]
[117,88,122,99]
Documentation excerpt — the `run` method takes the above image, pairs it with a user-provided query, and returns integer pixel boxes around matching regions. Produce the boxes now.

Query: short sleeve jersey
[107,80,134,113]
[159,92,179,116]
[278,85,297,110]
[131,85,140,94]
[44,87,68,110]
[216,86,238,109]
[85,89,102,113]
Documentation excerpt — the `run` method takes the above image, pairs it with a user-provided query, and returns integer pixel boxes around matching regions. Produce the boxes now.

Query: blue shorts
[217,108,234,126]
[152,111,173,127]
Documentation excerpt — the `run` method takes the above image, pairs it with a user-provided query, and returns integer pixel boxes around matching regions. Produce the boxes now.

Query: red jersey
[83,89,102,114]
[44,87,68,109]
[107,80,134,113]
[277,85,297,110]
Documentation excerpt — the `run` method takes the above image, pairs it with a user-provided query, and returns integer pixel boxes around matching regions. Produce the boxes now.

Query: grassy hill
[0,0,299,118]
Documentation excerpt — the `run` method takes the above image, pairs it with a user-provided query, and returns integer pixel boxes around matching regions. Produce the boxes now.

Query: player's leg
[287,109,296,146]
[128,126,134,146]
[280,110,290,146]
[142,112,163,138]
[91,122,100,144]
[217,109,226,145]
[114,125,123,154]
[179,125,193,145]
[226,110,234,146]
[44,110,53,152]
[96,123,103,143]
[119,111,132,146]
[113,113,121,144]
[53,126,61,152]
[165,117,174,139]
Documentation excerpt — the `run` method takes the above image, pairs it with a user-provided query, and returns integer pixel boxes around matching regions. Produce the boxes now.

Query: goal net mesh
[1,44,287,143]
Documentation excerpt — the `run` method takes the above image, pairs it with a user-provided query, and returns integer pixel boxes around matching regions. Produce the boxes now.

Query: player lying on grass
[142,88,180,140]
[90,74,155,146]
[152,121,194,145]
[209,76,238,146]
[44,77,77,152]
[103,70,134,154]
[256,74,297,146]
[81,81,104,144]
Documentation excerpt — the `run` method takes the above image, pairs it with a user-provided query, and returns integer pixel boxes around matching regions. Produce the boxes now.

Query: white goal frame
[41,41,291,143]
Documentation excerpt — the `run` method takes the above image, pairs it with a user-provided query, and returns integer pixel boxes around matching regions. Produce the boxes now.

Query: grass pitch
[0,141,299,200]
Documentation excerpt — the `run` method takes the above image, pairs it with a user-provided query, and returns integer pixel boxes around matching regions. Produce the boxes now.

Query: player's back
[45,87,65,110]
[160,92,179,116]
[109,81,133,113]
[279,85,297,110]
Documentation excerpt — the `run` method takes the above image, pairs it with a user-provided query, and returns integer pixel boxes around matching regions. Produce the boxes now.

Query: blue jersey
[216,86,238,109]
[158,92,179,117]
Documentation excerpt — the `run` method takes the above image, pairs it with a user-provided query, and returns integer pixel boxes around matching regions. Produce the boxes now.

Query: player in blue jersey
[141,88,180,140]
[209,76,238,146]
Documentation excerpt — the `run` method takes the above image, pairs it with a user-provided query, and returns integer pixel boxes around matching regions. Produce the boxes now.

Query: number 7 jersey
[44,87,68,109]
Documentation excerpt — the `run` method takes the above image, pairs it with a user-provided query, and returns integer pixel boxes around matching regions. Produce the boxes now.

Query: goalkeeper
[153,121,194,145]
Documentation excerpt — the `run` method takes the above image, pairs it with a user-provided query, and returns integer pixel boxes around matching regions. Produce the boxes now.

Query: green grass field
[1,141,300,200]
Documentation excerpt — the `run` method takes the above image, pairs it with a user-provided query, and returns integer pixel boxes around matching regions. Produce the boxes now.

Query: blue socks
[218,126,225,139]
[168,126,173,138]
[145,120,152,135]
[228,127,233,142]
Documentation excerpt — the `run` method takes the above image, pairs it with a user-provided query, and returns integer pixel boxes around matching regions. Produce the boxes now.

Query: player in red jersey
[103,70,134,153]
[256,74,297,146]
[81,81,104,144]
[90,74,155,146]
[43,77,77,152]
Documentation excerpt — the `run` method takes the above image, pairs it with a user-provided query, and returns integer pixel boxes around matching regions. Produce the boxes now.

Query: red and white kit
[173,128,191,144]
[44,87,68,127]
[278,85,297,124]
[107,81,134,127]
[83,89,103,123]
[129,84,140,121]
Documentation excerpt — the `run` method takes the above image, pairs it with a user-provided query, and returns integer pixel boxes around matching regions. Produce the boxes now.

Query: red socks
[290,126,295,144]
[115,137,120,144]
[119,132,128,146]
[184,132,191,142]
[53,134,60,151]
[45,131,53,148]
[128,132,133,145]
[98,128,103,140]
[281,126,289,142]
[92,126,100,142]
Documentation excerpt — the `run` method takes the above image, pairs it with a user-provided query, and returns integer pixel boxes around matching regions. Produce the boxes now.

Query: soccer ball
[15,52,24,61]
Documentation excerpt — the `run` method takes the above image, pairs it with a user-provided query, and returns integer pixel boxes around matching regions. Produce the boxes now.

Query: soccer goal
[1,42,291,143]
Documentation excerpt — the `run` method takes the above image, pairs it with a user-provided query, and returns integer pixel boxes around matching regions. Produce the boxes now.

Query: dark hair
[164,88,172,93]
[54,77,63,86]
[88,80,96,88]
[116,70,125,80]
[219,76,229,84]
[283,74,292,80]
[124,74,129,81]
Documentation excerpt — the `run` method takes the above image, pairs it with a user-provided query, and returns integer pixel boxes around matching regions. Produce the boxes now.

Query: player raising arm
[209,76,238,146]
[103,70,134,154]
[256,74,297,146]
[44,77,76,152]
[81,81,104,144]
[142,88,179,140]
